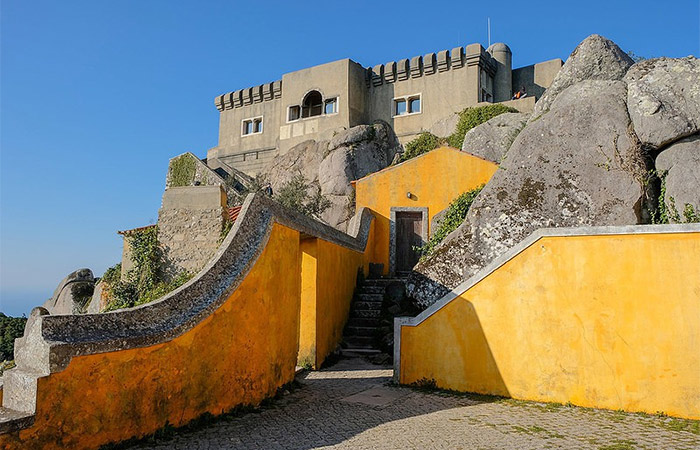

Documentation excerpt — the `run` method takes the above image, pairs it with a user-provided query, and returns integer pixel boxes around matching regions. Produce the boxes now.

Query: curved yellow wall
[355,147,497,274]
[2,224,302,449]
[399,231,700,419]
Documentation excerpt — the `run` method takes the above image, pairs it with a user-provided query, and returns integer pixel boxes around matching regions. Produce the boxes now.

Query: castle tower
[488,43,512,102]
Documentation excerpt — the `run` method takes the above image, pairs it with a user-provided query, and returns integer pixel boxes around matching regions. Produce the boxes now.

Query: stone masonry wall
[158,185,227,279]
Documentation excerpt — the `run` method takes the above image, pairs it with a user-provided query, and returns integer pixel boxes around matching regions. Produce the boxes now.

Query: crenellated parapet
[214,80,282,111]
[365,44,497,88]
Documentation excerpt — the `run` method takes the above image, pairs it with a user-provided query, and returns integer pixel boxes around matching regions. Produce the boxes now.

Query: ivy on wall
[418,185,484,258]
[102,227,193,312]
[169,154,198,187]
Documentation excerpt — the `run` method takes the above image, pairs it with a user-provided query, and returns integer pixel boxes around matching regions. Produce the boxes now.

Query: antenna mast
[487,17,491,47]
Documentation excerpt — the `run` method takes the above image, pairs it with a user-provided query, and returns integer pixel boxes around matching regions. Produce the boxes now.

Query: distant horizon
[2,0,698,317]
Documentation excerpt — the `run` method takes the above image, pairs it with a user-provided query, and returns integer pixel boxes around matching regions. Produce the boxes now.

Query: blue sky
[1,0,698,316]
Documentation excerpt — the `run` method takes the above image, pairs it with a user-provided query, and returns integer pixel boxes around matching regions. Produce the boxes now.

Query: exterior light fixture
[407,192,412,199]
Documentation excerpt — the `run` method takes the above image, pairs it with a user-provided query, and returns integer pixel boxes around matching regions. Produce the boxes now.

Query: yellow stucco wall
[399,231,700,419]
[298,238,364,369]
[1,224,302,450]
[354,147,497,274]
[314,239,364,368]
[298,239,319,368]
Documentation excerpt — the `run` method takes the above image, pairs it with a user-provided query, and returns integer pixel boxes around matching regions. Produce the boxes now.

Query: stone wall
[158,185,227,279]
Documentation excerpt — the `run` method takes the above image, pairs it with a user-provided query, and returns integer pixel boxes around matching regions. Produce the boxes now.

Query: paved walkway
[128,357,699,450]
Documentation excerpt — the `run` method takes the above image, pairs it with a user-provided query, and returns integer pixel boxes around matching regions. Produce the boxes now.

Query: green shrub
[275,174,331,219]
[0,313,27,362]
[652,170,700,224]
[101,263,122,286]
[419,185,484,257]
[447,104,518,149]
[399,132,442,162]
[398,104,517,163]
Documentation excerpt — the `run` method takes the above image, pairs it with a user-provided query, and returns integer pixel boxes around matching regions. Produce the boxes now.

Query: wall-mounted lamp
[406,191,412,199]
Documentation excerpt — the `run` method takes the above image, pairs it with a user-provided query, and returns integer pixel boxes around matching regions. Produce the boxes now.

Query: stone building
[207,42,562,175]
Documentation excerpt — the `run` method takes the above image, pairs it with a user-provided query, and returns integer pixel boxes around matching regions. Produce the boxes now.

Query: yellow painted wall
[314,239,364,367]
[399,231,700,419]
[354,147,497,274]
[297,238,364,369]
[1,224,302,450]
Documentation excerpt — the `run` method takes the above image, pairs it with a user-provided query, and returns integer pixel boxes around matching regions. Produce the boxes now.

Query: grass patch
[598,439,637,450]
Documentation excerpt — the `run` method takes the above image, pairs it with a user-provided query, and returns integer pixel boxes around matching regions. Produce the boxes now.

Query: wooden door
[395,212,423,273]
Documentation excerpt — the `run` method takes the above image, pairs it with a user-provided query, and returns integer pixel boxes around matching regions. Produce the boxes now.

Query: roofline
[352,146,496,184]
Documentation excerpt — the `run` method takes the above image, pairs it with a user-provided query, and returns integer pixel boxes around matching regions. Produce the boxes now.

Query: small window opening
[324,98,338,115]
[288,105,300,121]
[242,117,263,136]
[408,97,421,113]
[301,90,323,118]
[394,99,407,116]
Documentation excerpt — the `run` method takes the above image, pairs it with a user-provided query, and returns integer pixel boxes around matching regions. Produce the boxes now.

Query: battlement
[215,80,282,111]
[366,44,496,87]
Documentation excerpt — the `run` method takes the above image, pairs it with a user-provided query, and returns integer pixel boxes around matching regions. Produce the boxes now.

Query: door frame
[389,206,429,275]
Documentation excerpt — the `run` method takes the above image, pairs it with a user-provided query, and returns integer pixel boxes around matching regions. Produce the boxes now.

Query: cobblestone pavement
[128,357,700,450]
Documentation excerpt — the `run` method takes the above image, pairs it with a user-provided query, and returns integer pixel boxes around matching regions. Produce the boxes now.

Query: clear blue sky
[1,0,698,316]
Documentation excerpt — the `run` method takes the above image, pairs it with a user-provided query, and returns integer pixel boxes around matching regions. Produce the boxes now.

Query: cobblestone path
[128,357,700,449]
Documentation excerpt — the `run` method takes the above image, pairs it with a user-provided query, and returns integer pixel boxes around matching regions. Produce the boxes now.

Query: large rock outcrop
[42,269,96,315]
[407,80,649,307]
[625,57,700,149]
[264,121,400,230]
[656,135,700,219]
[531,34,634,120]
[461,112,529,163]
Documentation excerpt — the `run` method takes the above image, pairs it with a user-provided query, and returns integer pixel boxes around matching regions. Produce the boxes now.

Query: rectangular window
[408,97,421,114]
[393,94,421,117]
[288,105,300,122]
[242,116,263,136]
[324,98,338,115]
[394,99,407,116]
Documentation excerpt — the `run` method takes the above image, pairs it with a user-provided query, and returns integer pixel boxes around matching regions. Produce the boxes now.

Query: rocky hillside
[408,34,700,307]
[263,121,401,231]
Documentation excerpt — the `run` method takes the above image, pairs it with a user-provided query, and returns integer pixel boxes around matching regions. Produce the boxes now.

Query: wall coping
[14,193,374,376]
[393,223,700,381]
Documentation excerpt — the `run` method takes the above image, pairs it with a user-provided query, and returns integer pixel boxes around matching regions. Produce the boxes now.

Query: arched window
[301,90,323,118]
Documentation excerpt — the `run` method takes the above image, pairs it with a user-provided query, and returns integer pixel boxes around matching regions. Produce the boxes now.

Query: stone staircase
[342,278,405,355]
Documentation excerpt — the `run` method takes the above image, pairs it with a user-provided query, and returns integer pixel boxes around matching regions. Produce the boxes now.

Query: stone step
[352,301,382,311]
[358,286,384,294]
[350,309,381,318]
[0,407,35,434]
[345,317,380,328]
[344,326,377,337]
[363,278,405,286]
[356,293,384,302]
[342,348,381,357]
[344,335,376,348]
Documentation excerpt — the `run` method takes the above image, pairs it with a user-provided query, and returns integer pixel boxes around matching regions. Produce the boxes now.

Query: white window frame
[241,116,264,137]
[392,93,422,118]
[286,93,340,123]
[324,97,339,116]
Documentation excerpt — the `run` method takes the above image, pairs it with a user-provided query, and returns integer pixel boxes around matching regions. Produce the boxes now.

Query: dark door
[395,212,423,273]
